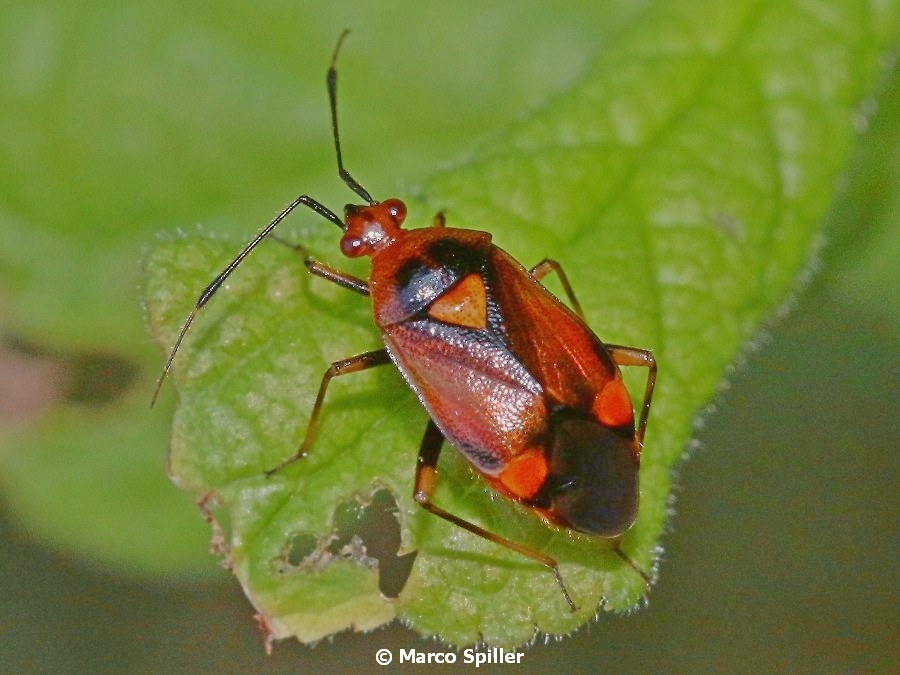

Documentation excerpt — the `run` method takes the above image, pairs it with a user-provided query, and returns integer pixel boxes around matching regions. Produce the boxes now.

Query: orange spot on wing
[498,448,548,500]
[427,273,487,329]
[593,378,634,428]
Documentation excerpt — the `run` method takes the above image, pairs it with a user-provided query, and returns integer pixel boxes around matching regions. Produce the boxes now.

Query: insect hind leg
[605,344,657,450]
[413,419,578,611]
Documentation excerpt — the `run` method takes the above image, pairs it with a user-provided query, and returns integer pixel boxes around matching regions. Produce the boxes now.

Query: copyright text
[375,647,523,666]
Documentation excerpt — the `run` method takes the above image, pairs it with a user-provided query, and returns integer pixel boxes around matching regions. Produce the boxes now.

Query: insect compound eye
[547,410,638,538]
[340,232,369,257]
[383,198,407,225]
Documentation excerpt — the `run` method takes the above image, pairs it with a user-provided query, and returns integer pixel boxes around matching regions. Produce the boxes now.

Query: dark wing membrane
[542,407,639,536]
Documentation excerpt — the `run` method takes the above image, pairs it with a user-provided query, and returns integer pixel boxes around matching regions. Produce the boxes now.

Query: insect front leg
[413,419,578,611]
[266,349,392,475]
[529,258,585,319]
[272,236,370,296]
[303,257,369,295]
[605,344,657,451]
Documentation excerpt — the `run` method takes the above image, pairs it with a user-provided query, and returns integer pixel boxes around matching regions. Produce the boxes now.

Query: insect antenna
[151,32,384,407]
[150,194,344,407]
[327,29,375,205]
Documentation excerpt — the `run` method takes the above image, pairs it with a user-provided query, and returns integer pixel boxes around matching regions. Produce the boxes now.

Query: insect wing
[381,303,547,474]
[487,246,636,437]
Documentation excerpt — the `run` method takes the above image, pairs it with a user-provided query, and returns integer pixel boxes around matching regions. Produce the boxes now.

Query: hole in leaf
[286,533,319,567]
[278,489,416,597]
[332,489,417,598]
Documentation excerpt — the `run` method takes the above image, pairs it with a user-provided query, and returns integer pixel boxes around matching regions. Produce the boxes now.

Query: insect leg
[151,195,346,407]
[266,349,393,475]
[604,345,657,451]
[528,259,585,319]
[613,544,652,586]
[271,236,369,296]
[413,419,578,611]
[603,344,656,587]
[431,212,446,228]
[303,257,369,295]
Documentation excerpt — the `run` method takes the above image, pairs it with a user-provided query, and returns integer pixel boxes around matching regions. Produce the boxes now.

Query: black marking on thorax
[393,238,488,318]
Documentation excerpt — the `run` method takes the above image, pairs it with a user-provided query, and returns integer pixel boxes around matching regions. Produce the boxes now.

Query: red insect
[153,31,657,610]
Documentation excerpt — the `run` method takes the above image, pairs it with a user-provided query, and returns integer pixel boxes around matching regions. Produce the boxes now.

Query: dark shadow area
[3,335,138,406]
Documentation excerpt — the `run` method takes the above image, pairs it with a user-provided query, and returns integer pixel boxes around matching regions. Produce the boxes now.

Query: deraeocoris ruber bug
[153,30,657,610]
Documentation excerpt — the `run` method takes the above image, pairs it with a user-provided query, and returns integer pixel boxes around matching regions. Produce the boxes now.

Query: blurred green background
[0,1,896,672]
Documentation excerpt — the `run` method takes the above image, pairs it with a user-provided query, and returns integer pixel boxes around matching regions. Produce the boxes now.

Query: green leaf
[145,0,897,646]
